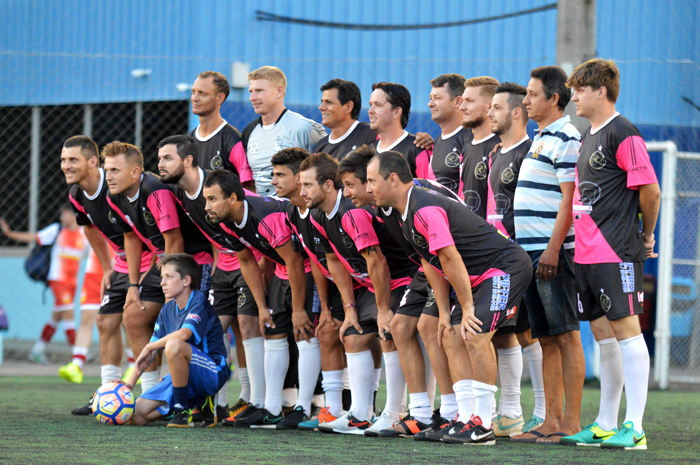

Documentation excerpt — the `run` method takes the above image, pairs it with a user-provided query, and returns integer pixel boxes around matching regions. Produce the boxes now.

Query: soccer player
[298,153,418,435]
[427,74,473,193]
[157,134,264,422]
[103,141,214,396]
[127,253,230,427]
[560,59,659,450]
[510,67,585,444]
[271,147,347,429]
[459,77,501,217]
[314,79,378,161]
[189,71,255,191]
[243,66,326,197]
[485,83,546,437]
[366,151,533,445]
[369,82,431,179]
[202,170,318,428]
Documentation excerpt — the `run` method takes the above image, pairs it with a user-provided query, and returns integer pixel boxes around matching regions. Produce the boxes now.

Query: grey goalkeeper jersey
[242,109,326,197]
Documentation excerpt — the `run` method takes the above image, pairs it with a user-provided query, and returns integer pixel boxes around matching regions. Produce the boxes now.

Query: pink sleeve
[616,135,658,188]
[413,206,455,254]
[415,148,433,179]
[341,209,379,251]
[230,141,254,183]
[146,190,181,232]
[259,212,292,248]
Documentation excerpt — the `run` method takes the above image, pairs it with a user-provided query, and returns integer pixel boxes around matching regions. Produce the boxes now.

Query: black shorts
[575,261,645,322]
[395,271,430,318]
[209,268,257,317]
[343,285,407,338]
[98,270,129,315]
[138,264,166,304]
[523,248,579,339]
[496,298,530,334]
[326,282,345,321]
[265,272,317,336]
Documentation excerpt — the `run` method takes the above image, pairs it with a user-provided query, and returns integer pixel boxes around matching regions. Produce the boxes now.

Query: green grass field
[1,376,698,464]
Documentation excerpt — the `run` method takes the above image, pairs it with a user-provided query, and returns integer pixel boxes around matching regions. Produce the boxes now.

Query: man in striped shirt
[511,66,586,444]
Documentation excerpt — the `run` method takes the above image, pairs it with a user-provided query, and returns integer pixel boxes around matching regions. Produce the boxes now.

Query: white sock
[296,338,322,415]
[243,337,265,408]
[419,336,436,410]
[263,338,289,416]
[140,371,159,395]
[368,368,382,419]
[408,391,432,424]
[347,350,374,421]
[382,351,405,420]
[472,380,498,429]
[453,379,474,423]
[238,367,251,403]
[282,388,297,407]
[342,367,351,390]
[217,336,232,407]
[522,342,545,420]
[440,393,458,420]
[619,335,650,433]
[496,347,523,418]
[100,364,121,387]
[32,340,47,354]
[72,346,89,370]
[322,370,344,417]
[595,338,623,431]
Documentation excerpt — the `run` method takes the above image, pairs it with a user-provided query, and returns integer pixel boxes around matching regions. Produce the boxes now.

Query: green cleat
[600,422,647,450]
[492,414,524,437]
[522,414,544,433]
[560,422,616,446]
[58,362,84,384]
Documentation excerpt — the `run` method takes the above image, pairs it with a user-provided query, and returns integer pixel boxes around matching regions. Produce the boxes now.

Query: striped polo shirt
[513,115,581,252]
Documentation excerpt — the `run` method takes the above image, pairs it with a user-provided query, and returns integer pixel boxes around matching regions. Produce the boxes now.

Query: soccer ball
[92,382,135,425]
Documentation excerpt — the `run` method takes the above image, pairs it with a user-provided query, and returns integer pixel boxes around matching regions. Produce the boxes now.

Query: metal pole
[135,101,143,148]
[29,106,41,240]
[83,104,93,138]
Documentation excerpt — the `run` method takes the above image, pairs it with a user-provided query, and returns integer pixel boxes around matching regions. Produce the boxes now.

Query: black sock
[173,386,189,412]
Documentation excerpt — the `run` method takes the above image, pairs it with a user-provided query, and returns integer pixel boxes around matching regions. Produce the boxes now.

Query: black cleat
[167,410,193,428]
[232,405,263,428]
[245,408,284,429]
[198,396,217,428]
[276,406,309,430]
[71,396,94,416]
[443,416,496,445]
[414,412,451,442]
[424,420,464,442]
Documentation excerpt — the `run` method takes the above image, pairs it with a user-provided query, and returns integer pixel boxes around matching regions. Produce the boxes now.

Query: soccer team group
[28,58,663,449]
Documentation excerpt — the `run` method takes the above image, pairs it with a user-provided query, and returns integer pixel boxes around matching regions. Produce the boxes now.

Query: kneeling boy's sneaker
[298,407,338,431]
[198,396,217,428]
[560,422,616,446]
[414,414,451,442]
[59,362,84,384]
[492,414,524,437]
[71,395,95,416]
[378,415,431,438]
[276,405,309,430]
[167,410,193,428]
[522,414,544,433]
[247,408,284,429]
[364,411,396,437]
[600,422,647,450]
[318,414,371,435]
[443,416,496,445]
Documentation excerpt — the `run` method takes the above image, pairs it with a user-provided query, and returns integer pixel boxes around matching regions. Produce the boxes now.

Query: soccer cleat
[246,408,284,429]
[221,399,250,426]
[167,410,194,428]
[197,396,217,428]
[560,422,616,446]
[443,416,496,445]
[298,406,339,431]
[414,414,451,442]
[378,415,431,438]
[318,414,372,435]
[58,362,84,384]
[71,395,95,416]
[216,404,229,424]
[231,405,262,428]
[492,414,524,437]
[364,411,397,437]
[28,351,48,365]
[122,366,141,385]
[424,419,463,442]
[600,422,647,450]
[276,405,309,430]
[522,414,544,433]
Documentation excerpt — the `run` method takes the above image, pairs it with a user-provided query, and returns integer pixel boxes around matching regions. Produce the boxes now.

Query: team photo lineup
[6,58,660,450]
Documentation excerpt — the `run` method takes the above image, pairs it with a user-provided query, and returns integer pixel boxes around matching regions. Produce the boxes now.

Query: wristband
[344,302,356,309]
[129,283,140,288]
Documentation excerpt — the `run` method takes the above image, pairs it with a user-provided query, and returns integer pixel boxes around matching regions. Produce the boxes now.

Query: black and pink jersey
[286,203,334,279]
[427,126,473,193]
[310,191,417,291]
[487,137,532,238]
[221,194,310,279]
[372,131,432,179]
[314,121,377,161]
[402,185,528,286]
[573,113,658,264]
[189,121,254,183]
[460,133,501,218]
[107,172,213,264]
[375,178,463,266]
[69,169,152,274]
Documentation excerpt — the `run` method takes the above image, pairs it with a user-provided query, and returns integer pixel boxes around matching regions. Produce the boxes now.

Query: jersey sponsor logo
[445,150,460,168]
[463,191,481,213]
[474,158,488,180]
[274,136,283,152]
[211,152,223,170]
[589,146,606,170]
[600,288,611,312]
[506,305,517,318]
[154,322,160,332]
[185,313,202,323]
[340,231,353,247]
[143,209,156,226]
[237,288,247,307]
[412,232,427,248]
[637,291,644,303]
[532,143,544,159]
[501,165,515,184]
[108,211,117,224]
[425,291,436,308]
[254,233,270,248]
[577,182,602,206]
[205,213,216,225]
[494,194,511,214]
[489,274,510,312]
[619,262,635,293]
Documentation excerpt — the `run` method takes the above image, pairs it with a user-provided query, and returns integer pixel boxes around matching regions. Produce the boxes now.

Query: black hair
[371,82,411,129]
[320,78,362,120]
[271,147,309,175]
[63,135,99,160]
[373,151,413,183]
[203,169,245,200]
[157,134,198,167]
[159,253,200,290]
[338,145,376,184]
[530,66,571,111]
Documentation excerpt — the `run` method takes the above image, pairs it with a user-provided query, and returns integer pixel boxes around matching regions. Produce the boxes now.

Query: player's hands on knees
[437,312,454,348]
[536,246,559,281]
[125,286,145,311]
[259,309,275,339]
[292,311,314,343]
[315,309,338,338]
[414,132,434,150]
[460,304,482,339]
[339,309,362,343]
[376,310,393,342]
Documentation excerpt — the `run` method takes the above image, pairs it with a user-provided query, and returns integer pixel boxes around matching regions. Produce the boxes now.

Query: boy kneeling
[126,253,230,427]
